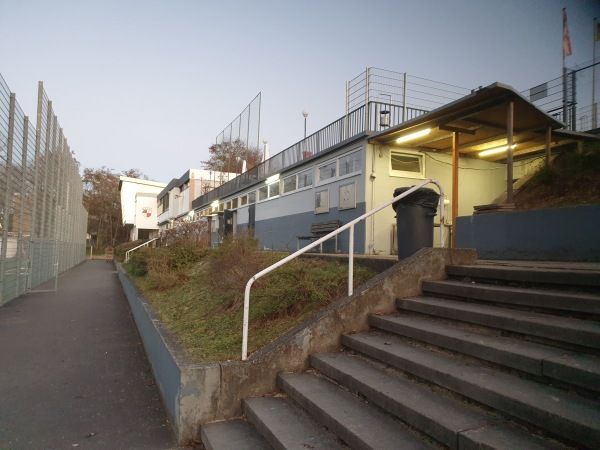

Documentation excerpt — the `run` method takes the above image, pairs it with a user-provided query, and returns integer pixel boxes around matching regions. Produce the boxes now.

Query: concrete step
[396,296,600,349]
[201,418,272,450]
[341,331,600,448]
[243,396,344,450]
[370,313,600,392]
[422,279,600,314]
[311,352,499,449]
[278,372,436,450]
[446,264,600,289]
[458,422,574,450]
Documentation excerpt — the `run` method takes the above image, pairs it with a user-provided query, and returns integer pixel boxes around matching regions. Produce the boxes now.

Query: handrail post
[241,178,445,360]
[348,224,354,296]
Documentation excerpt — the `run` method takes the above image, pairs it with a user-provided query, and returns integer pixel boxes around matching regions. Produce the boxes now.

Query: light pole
[302,110,309,139]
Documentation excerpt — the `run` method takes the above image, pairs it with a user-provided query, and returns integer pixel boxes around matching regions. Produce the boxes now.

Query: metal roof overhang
[368,82,569,162]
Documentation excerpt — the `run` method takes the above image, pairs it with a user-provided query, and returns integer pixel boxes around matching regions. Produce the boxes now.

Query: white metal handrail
[242,179,445,360]
[124,238,159,263]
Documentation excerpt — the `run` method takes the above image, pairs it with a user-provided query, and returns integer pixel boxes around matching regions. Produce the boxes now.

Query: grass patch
[515,143,600,210]
[125,232,377,362]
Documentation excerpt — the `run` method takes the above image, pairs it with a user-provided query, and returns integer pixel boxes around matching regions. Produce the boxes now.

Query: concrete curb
[116,247,476,445]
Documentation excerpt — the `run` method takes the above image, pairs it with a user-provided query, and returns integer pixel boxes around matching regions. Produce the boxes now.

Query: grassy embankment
[124,232,377,362]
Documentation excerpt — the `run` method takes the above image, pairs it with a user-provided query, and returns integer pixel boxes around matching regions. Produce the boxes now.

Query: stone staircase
[201,261,600,449]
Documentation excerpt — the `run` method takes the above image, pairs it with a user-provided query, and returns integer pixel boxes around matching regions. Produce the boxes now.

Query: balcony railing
[191,101,430,210]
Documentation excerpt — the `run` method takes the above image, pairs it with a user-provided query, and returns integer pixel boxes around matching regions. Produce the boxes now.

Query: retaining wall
[456,204,600,261]
[117,247,476,444]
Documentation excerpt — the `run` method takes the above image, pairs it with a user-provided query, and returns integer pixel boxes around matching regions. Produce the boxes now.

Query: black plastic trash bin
[392,187,440,260]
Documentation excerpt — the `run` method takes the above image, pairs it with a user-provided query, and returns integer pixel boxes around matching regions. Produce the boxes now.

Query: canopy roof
[369,82,577,161]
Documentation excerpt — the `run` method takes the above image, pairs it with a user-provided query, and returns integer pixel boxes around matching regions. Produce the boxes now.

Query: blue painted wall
[456,204,600,261]
[117,265,181,424]
[247,203,367,253]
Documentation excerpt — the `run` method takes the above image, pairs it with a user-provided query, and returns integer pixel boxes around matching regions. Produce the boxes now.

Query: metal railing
[124,237,159,263]
[193,70,470,212]
[241,179,445,360]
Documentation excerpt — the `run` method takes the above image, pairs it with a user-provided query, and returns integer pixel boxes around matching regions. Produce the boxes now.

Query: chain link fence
[0,74,87,305]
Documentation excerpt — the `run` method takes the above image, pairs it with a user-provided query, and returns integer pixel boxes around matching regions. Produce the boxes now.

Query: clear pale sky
[1,0,598,182]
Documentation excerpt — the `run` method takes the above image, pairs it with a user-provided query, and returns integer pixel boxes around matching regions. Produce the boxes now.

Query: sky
[1,0,599,183]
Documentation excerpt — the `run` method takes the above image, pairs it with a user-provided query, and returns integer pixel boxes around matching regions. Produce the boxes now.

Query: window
[339,151,361,177]
[158,195,169,214]
[297,169,313,189]
[283,168,313,194]
[318,160,337,182]
[258,186,269,201]
[283,174,296,193]
[315,189,329,214]
[248,191,256,204]
[240,195,248,206]
[390,151,424,178]
[259,182,280,201]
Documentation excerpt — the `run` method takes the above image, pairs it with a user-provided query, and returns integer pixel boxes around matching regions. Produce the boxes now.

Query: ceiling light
[265,174,280,185]
[396,128,431,144]
[210,200,219,208]
[479,144,517,157]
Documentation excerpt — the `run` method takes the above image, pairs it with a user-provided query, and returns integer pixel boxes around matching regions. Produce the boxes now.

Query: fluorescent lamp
[396,128,431,144]
[479,144,517,157]
[265,173,280,184]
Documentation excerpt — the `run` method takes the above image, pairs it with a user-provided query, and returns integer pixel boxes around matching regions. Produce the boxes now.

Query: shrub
[205,230,269,309]
[126,250,149,276]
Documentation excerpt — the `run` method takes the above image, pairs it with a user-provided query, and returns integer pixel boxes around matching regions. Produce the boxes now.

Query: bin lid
[392,187,440,211]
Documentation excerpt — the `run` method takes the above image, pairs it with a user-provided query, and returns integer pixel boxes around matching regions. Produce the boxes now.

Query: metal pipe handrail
[124,238,159,263]
[241,178,445,360]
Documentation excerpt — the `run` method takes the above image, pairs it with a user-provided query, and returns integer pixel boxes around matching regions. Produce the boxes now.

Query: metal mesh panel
[0,74,87,305]
[216,93,261,150]
[347,68,471,120]
[524,61,600,132]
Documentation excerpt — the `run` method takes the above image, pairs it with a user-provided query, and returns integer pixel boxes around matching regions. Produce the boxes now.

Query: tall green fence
[0,75,87,305]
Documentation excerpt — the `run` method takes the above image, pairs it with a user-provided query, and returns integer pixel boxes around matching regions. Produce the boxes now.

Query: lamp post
[302,110,309,139]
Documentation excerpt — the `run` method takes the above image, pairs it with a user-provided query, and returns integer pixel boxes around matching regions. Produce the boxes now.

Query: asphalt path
[0,260,181,450]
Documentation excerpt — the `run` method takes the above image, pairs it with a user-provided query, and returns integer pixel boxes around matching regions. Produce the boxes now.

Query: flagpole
[563,8,568,128]
[593,18,598,129]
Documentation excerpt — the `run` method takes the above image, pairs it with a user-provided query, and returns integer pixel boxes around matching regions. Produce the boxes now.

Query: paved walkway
[0,260,182,450]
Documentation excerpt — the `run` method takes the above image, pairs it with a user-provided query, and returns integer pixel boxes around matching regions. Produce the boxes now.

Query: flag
[563,8,572,56]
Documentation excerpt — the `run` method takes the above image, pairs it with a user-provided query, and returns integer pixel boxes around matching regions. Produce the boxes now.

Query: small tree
[202,139,262,174]
[83,167,146,247]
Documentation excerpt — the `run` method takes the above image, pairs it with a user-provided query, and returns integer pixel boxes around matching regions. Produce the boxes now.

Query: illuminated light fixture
[265,173,280,185]
[188,210,195,218]
[210,200,219,208]
[479,144,517,157]
[396,128,431,144]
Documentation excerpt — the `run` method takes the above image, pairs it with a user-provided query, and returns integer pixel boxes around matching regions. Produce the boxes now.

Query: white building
[157,168,236,230]
[119,177,167,241]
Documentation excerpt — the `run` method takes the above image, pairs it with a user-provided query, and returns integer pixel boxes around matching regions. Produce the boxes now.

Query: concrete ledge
[117,247,476,445]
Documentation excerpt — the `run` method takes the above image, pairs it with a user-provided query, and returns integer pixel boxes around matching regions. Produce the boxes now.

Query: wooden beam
[546,126,552,166]
[439,124,477,135]
[506,101,514,203]
[452,132,459,248]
